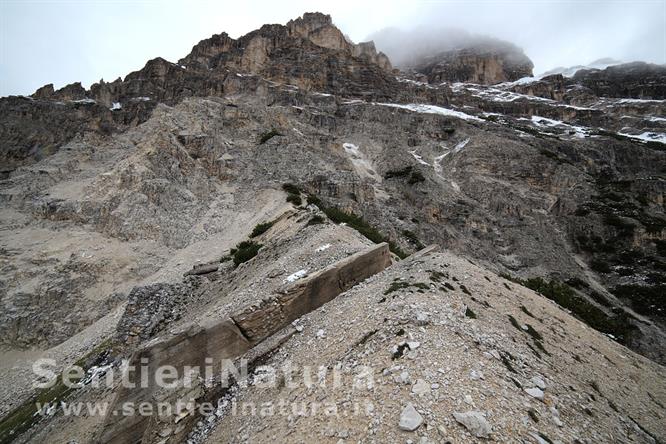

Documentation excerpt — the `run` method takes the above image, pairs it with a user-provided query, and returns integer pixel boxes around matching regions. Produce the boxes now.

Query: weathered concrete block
[98,242,391,443]
[97,320,251,444]
[232,242,391,342]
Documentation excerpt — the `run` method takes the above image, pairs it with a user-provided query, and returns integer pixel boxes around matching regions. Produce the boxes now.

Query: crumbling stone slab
[231,242,391,342]
[98,242,392,443]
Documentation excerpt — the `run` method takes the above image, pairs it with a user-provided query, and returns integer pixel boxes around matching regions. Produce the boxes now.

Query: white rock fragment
[525,387,545,400]
[399,403,424,431]
[531,376,546,390]
[285,269,309,283]
[337,429,349,438]
[415,312,429,325]
[452,411,492,438]
[316,329,326,339]
[530,432,553,444]
[395,370,411,384]
[550,406,563,427]
[469,369,485,380]
[411,379,430,396]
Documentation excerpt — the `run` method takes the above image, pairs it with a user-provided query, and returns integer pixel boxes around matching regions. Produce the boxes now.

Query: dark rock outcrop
[410,42,534,84]
[509,74,566,100]
[369,28,533,85]
[572,62,666,99]
[178,12,395,95]
[0,13,397,169]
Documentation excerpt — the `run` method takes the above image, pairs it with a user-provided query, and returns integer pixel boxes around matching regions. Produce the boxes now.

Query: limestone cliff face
[510,74,566,100]
[411,44,534,84]
[182,12,392,79]
[572,61,666,99]
[287,12,349,51]
[286,12,392,71]
[179,32,235,70]
[353,40,393,71]
[368,28,533,85]
[0,13,400,170]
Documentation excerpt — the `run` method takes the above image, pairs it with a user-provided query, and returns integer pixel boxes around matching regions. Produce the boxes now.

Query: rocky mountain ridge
[0,11,665,444]
[368,28,534,84]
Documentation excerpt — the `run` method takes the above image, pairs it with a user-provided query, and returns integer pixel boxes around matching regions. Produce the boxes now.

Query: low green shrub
[408,170,425,184]
[232,241,262,267]
[0,340,112,442]
[384,281,429,295]
[402,230,424,250]
[612,284,666,319]
[259,129,282,144]
[384,166,425,185]
[521,277,636,341]
[286,193,302,206]
[306,215,325,226]
[307,194,408,258]
[590,258,612,273]
[250,220,275,238]
[282,183,301,195]
[384,166,413,179]
[603,214,635,233]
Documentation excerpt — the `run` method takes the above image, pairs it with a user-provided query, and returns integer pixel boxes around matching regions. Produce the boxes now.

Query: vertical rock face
[284,12,393,70]
[31,82,89,101]
[353,41,393,71]
[1,12,398,169]
[509,74,566,100]
[287,12,350,50]
[178,32,235,69]
[368,27,533,84]
[572,61,666,99]
[31,83,55,99]
[410,44,534,84]
[181,11,393,82]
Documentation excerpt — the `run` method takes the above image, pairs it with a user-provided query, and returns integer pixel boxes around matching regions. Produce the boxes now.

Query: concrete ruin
[98,242,392,443]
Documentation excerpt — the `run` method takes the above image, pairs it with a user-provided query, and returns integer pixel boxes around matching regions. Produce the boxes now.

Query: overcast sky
[1,0,665,96]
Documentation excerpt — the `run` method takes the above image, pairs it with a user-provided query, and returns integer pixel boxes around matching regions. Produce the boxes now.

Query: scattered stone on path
[412,379,430,396]
[531,376,546,390]
[399,403,424,431]
[452,411,492,438]
[470,369,485,380]
[525,387,545,400]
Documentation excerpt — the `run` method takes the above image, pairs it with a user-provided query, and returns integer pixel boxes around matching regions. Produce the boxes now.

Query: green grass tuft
[306,215,325,226]
[250,220,276,238]
[282,183,301,195]
[232,241,262,267]
[286,193,302,206]
[307,195,408,259]
[259,129,282,144]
